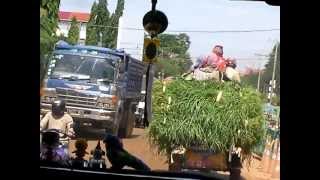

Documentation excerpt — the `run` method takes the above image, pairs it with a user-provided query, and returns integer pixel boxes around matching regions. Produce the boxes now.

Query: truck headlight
[41,88,57,103]
[97,102,103,108]
[41,96,56,103]
[97,102,111,109]
[103,103,110,109]
[97,96,117,109]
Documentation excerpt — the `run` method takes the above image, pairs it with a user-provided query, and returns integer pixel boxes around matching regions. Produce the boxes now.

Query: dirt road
[69,128,168,170]
[68,128,279,180]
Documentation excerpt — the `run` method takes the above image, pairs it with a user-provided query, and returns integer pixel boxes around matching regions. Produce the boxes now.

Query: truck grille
[56,88,98,108]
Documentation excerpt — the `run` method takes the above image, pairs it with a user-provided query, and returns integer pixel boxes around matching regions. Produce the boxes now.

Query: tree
[95,0,110,47]
[242,72,259,89]
[57,34,68,41]
[67,17,80,45]
[86,0,125,48]
[109,0,124,48]
[262,42,280,96]
[153,33,192,77]
[86,1,98,45]
[40,0,60,85]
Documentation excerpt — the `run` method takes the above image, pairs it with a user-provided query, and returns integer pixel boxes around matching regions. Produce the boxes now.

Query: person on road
[40,99,75,138]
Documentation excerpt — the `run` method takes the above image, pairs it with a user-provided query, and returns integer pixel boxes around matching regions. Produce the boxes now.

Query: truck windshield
[51,53,115,81]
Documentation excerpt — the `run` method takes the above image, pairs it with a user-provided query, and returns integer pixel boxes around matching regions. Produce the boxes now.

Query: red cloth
[202,52,226,72]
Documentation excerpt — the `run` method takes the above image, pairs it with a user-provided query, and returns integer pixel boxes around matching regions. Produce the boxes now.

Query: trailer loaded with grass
[148,78,266,179]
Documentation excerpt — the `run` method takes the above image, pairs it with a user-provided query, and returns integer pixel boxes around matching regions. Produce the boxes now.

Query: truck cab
[41,41,146,138]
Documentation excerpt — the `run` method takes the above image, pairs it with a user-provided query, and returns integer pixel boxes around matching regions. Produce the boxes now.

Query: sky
[60,0,280,70]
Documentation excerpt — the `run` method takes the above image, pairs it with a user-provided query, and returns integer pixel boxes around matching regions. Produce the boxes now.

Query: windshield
[41,0,279,179]
[52,53,115,81]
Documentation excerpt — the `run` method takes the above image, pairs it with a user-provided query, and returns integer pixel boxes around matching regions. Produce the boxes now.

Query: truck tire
[109,104,123,137]
[118,101,135,138]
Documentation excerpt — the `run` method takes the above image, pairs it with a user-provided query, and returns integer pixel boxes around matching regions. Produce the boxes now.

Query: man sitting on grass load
[186,45,240,83]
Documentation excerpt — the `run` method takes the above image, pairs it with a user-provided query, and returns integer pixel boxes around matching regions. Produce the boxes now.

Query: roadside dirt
[68,128,279,180]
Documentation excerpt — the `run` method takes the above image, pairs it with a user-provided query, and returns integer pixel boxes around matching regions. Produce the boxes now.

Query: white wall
[79,23,87,40]
[116,16,144,61]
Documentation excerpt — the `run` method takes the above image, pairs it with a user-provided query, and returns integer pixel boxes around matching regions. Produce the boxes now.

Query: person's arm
[40,113,50,131]
[65,115,75,137]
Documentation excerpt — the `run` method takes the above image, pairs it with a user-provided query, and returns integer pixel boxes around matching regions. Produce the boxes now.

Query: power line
[88,24,280,34]
[123,52,268,61]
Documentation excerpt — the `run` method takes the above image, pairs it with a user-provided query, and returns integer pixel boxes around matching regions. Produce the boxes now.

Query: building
[57,11,90,45]
[56,12,144,61]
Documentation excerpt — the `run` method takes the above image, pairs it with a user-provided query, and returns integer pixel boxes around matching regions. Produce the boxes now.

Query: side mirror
[143,10,168,37]
[143,0,168,37]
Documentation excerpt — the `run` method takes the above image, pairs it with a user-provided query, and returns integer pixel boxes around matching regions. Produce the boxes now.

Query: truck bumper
[41,103,116,129]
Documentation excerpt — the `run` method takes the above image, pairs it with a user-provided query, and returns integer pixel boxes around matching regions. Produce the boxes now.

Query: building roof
[59,11,90,23]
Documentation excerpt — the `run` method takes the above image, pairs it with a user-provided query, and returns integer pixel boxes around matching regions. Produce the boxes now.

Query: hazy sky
[60,0,280,70]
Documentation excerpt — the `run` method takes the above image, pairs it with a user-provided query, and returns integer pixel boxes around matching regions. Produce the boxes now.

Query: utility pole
[257,69,261,92]
[254,53,269,92]
[269,43,279,104]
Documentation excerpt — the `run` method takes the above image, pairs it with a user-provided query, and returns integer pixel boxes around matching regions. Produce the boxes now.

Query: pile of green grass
[148,79,266,161]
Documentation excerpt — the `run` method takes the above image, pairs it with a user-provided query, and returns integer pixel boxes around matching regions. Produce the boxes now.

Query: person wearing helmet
[40,99,75,138]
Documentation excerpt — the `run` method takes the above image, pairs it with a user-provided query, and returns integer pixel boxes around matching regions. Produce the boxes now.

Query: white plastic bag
[225,67,241,83]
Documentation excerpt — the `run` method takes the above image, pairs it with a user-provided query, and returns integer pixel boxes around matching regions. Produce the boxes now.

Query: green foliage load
[148,79,266,161]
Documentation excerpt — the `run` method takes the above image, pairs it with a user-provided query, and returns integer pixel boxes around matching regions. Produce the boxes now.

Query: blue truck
[40,41,146,138]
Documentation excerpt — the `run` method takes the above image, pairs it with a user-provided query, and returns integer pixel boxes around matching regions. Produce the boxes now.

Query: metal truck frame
[40,41,146,138]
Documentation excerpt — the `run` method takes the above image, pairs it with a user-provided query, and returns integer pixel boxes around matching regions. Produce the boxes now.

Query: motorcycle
[88,141,107,169]
[40,129,72,167]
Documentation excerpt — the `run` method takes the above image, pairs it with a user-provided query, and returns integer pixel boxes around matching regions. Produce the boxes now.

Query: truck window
[52,53,115,81]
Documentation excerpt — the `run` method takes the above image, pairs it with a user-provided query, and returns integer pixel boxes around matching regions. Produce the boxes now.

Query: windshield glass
[52,53,115,81]
[41,0,279,178]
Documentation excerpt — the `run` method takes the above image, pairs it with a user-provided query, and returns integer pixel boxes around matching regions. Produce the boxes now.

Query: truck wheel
[118,102,135,138]
[118,112,134,138]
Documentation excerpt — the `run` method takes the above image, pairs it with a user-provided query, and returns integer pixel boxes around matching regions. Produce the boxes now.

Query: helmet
[52,99,66,117]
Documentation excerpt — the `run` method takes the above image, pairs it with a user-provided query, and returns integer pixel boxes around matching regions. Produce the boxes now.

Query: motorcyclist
[40,99,75,138]
[40,99,75,166]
